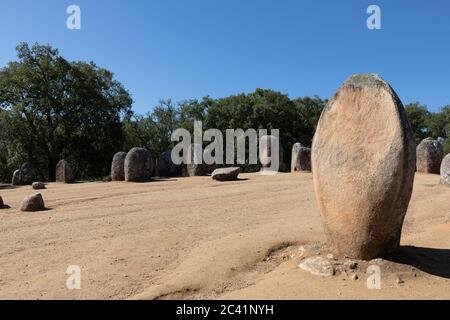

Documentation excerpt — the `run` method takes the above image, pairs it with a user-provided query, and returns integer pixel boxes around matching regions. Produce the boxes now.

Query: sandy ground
[0,172,449,300]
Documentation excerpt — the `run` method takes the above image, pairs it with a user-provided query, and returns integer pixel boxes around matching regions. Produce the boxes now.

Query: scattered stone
[326,254,334,260]
[298,256,335,277]
[111,152,127,181]
[311,74,416,260]
[416,138,443,174]
[260,135,287,172]
[56,160,75,183]
[440,154,450,187]
[125,148,154,182]
[32,182,46,190]
[21,194,45,212]
[212,167,241,181]
[351,274,359,281]
[291,143,311,172]
[156,150,180,177]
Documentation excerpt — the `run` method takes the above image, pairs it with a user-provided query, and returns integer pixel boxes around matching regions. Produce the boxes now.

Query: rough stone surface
[311,74,416,260]
[12,170,21,186]
[416,138,443,174]
[440,154,450,187]
[21,193,45,212]
[111,152,127,181]
[260,135,287,172]
[182,144,212,177]
[298,256,334,277]
[32,182,46,190]
[20,162,36,185]
[212,167,241,181]
[291,143,312,172]
[56,160,75,183]
[156,150,181,177]
[125,148,154,182]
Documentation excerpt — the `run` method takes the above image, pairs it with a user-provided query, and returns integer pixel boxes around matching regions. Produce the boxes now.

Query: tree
[405,102,431,144]
[0,43,132,181]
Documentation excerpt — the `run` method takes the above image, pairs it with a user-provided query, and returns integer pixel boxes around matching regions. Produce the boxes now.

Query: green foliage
[0,43,132,182]
[1,42,450,182]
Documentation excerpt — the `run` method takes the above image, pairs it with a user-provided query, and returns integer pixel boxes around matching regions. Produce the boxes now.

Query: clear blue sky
[0,0,449,113]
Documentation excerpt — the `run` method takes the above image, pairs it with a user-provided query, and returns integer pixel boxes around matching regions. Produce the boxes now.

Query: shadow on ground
[384,246,450,279]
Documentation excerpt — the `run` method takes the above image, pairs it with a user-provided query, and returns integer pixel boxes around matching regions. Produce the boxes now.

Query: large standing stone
[311,74,416,260]
[56,160,75,183]
[440,154,450,187]
[260,135,287,172]
[21,193,45,212]
[156,150,181,177]
[291,143,311,172]
[416,138,443,174]
[125,147,153,182]
[212,167,241,181]
[111,152,127,181]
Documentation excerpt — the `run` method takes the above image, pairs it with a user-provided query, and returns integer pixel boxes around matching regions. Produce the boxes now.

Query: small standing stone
[12,170,21,186]
[298,256,335,277]
[416,138,443,174]
[21,194,45,212]
[125,147,154,182]
[32,182,46,190]
[440,154,450,187]
[156,150,181,177]
[56,160,75,183]
[111,152,127,181]
[291,143,312,172]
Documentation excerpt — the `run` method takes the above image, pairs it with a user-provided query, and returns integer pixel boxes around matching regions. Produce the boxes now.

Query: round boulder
[21,193,46,212]
[440,154,450,187]
[56,160,75,183]
[111,152,127,181]
[416,137,443,174]
[125,147,154,182]
[291,143,311,172]
[311,74,416,260]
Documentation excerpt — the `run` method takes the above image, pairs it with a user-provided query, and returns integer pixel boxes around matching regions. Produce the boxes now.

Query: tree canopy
[0,42,449,183]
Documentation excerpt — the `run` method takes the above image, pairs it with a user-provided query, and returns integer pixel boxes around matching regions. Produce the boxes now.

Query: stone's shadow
[0,184,16,190]
[0,205,11,209]
[384,246,450,279]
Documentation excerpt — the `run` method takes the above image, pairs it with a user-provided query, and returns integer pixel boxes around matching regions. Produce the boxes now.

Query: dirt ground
[0,172,449,300]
